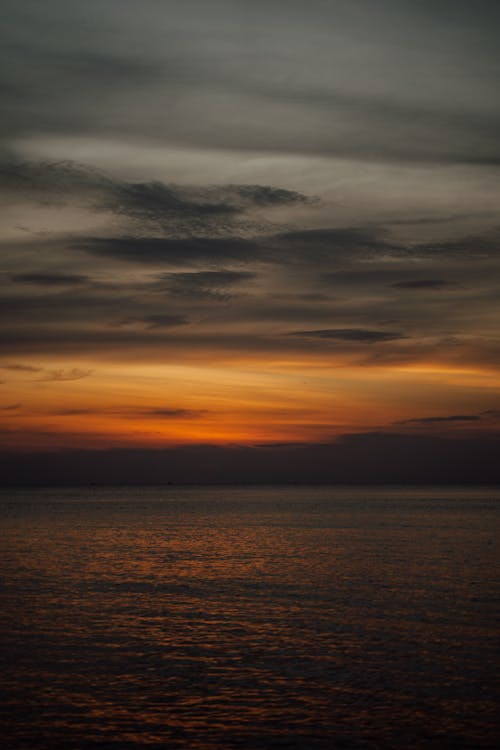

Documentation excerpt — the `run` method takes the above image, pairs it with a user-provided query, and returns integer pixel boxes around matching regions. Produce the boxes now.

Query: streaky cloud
[0,362,42,372]
[158,270,256,300]
[37,368,92,382]
[131,408,205,419]
[288,328,405,343]
[52,406,205,419]
[1,158,312,234]
[390,279,450,290]
[77,236,262,265]
[117,314,190,330]
[11,272,89,286]
[140,314,189,330]
[397,414,482,425]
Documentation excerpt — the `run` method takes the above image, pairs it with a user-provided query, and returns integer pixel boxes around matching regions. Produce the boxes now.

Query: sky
[1,1,500,482]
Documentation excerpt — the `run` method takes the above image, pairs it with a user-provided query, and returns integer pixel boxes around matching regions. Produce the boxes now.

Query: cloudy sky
[1,1,500,478]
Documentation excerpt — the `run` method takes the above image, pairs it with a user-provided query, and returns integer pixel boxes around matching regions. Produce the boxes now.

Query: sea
[0,485,498,749]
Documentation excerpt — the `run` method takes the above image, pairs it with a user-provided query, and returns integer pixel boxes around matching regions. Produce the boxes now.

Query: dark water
[0,485,498,749]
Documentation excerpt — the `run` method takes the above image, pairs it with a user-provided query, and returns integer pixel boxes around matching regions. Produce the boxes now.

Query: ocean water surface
[0,485,498,749]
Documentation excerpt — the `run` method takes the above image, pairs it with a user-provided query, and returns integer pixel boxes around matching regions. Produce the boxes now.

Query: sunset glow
[2,352,500,452]
[1,0,499,482]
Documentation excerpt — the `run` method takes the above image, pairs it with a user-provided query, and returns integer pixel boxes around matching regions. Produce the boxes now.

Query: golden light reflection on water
[1,486,499,749]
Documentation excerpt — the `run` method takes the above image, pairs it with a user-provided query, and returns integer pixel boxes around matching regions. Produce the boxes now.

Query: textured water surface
[0,485,498,749]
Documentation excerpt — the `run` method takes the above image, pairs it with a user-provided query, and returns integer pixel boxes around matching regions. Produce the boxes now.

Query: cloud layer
[1,2,499,465]
[2,1,500,165]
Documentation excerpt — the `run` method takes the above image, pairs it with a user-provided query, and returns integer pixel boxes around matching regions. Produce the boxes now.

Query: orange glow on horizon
[2,352,500,451]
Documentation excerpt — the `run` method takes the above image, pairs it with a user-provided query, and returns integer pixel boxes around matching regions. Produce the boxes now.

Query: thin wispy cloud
[288,329,406,343]
[37,368,92,382]
[397,415,482,425]
[390,279,450,290]
[0,362,42,372]
[11,272,89,286]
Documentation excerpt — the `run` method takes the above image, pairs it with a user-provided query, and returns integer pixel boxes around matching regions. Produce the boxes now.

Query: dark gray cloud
[158,270,256,300]
[100,180,312,230]
[390,279,450,290]
[413,233,500,260]
[322,270,457,296]
[314,229,500,269]
[0,324,448,366]
[1,204,499,373]
[0,159,110,199]
[288,328,405,343]
[104,180,229,224]
[77,236,262,266]
[397,415,482,425]
[272,228,396,263]
[0,288,139,325]
[135,314,189,330]
[161,270,255,286]
[54,406,204,420]
[77,227,397,268]
[1,222,500,370]
[1,158,311,236]
[137,408,203,419]
[11,272,89,286]
[225,185,315,207]
[0,402,22,410]
[1,1,500,164]
[0,94,499,378]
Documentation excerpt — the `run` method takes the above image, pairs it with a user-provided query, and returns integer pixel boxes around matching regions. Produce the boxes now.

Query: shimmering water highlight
[1,485,498,749]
